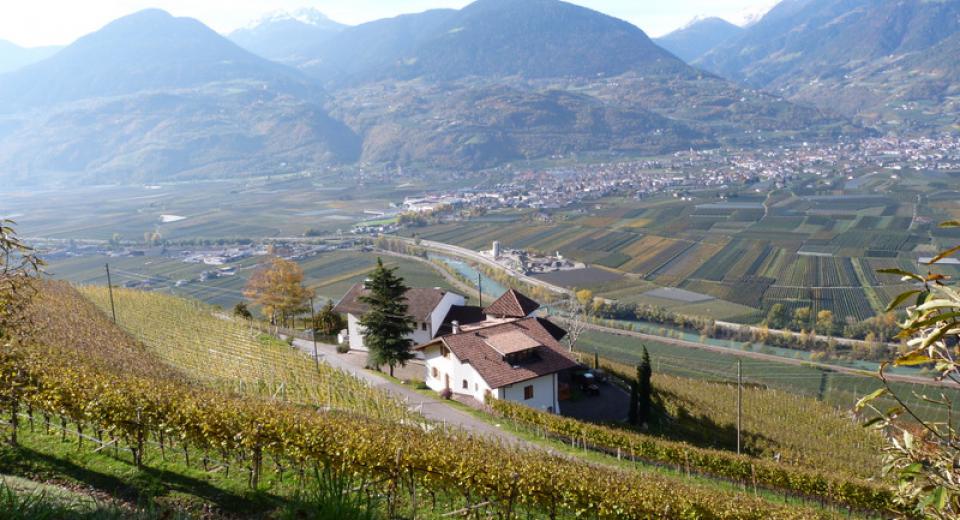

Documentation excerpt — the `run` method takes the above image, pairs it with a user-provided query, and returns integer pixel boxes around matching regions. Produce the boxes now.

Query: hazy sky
[0,0,776,48]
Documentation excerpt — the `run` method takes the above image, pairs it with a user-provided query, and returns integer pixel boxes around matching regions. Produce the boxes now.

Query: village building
[333,284,465,351]
[415,289,578,413]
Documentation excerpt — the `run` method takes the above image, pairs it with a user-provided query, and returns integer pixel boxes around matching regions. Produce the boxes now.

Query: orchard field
[401,167,960,326]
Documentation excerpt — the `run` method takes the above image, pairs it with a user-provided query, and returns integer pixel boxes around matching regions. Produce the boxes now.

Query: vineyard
[77,284,410,421]
[602,360,885,480]
[489,400,894,514]
[0,282,842,519]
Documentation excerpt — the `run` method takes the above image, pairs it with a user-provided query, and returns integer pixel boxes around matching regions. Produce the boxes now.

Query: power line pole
[737,359,742,455]
[309,296,319,373]
[478,272,483,308]
[105,263,117,323]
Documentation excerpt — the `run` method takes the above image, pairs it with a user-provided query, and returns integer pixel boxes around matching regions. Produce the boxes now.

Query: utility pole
[309,296,319,373]
[105,263,117,323]
[478,273,483,308]
[736,359,742,455]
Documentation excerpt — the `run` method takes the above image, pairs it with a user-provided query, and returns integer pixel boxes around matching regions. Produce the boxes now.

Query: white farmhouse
[333,284,465,351]
[415,290,578,413]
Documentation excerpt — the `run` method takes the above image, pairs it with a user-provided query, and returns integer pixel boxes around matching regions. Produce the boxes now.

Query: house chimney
[452,320,461,334]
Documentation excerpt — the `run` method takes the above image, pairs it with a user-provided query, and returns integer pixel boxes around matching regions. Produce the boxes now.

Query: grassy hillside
[595,357,884,480]
[0,281,842,518]
[77,284,407,420]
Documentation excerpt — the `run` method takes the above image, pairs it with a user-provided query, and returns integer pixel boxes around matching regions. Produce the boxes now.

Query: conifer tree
[359,258,415,376]
[637,346,653,426]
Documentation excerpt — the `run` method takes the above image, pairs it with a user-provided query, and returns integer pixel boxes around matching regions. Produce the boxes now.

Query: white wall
[430,292,465,337]
[347,313,366,351]
[499,374,559,413]
[422,343,493,403]
[349,291,464,353]
[423,344,560,411]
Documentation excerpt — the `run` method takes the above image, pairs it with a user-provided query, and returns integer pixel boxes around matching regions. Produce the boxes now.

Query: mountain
[303,0,690,85]
[0,9,360,185]
[229,8,346,65]
[0,40,61,74]
[0,2,864,185]
[655,17,743,63]
[733,0,781,28]
[698,0,960,127]
[0,9,317,112]
[330,82,704,169]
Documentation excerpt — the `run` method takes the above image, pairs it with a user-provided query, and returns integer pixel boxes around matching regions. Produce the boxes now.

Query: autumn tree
[359,258,415,376]
[575,289,594,308]
[243,257,313,327]
[858,222,960,518]
[765,303,788,329]
[816,310,835,336]
[792,307,811,330]
[0,220,42,340]
[0,220,42,446]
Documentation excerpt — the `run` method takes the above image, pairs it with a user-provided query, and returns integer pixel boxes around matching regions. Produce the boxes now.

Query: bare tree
[561,295,588,352]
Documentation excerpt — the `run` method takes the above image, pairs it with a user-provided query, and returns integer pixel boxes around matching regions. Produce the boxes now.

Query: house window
[421,322,428,332]
[524,385,534,400]
[462,379,468,389]
[431,367,438,379]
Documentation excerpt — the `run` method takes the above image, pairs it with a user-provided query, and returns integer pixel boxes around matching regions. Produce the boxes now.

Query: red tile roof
[483,289,540,318]
[419,317,578,389]
[333,283,450,322]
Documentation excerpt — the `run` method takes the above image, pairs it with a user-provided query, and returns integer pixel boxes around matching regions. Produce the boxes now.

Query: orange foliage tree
[243,257,313,327]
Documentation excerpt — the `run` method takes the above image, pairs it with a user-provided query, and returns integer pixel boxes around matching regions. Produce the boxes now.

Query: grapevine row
[488,399,895,514]
[0,280,838,519]
[0,340,841,520]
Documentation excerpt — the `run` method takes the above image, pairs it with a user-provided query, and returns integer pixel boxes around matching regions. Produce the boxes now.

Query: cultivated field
[402,167,957,326]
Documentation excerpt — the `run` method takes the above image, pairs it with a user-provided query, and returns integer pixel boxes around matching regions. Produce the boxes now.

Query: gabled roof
[437,305,488,336]
[483,289,540,318]
[418,317,577,389]
[333,283,452,322]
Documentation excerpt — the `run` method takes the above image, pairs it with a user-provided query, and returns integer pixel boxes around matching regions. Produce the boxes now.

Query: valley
[3,0,960,517]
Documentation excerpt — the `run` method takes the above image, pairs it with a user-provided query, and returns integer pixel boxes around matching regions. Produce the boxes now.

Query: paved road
[385,241,944,388]
[289,337,523,445]
[564,319,958,388]
[397,237,571,297]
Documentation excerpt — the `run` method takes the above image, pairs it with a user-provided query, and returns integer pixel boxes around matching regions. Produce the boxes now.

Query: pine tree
[359,258,415,377]
[637,346,653,426]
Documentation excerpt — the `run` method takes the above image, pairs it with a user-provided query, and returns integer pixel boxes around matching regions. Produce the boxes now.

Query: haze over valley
[2,1,960,519]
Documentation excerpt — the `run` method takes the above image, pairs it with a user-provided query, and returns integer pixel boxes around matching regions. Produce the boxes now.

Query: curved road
[386,239,954,389]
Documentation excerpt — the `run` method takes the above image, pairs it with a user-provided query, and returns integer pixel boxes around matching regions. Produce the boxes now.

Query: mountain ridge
[0,39,62,74]
[0,9,321,113]
[229,8,347,65]
[302,0,690,85]
[655,17,744,63]
[697,0,960,127]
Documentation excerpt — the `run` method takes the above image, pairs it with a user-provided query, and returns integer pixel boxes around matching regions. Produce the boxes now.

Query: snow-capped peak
[242,7,342,31]
[734,0,780,28]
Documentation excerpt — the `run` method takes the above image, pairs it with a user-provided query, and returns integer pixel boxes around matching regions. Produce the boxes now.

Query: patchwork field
[45,250,456,311]
[403,167,955,326]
